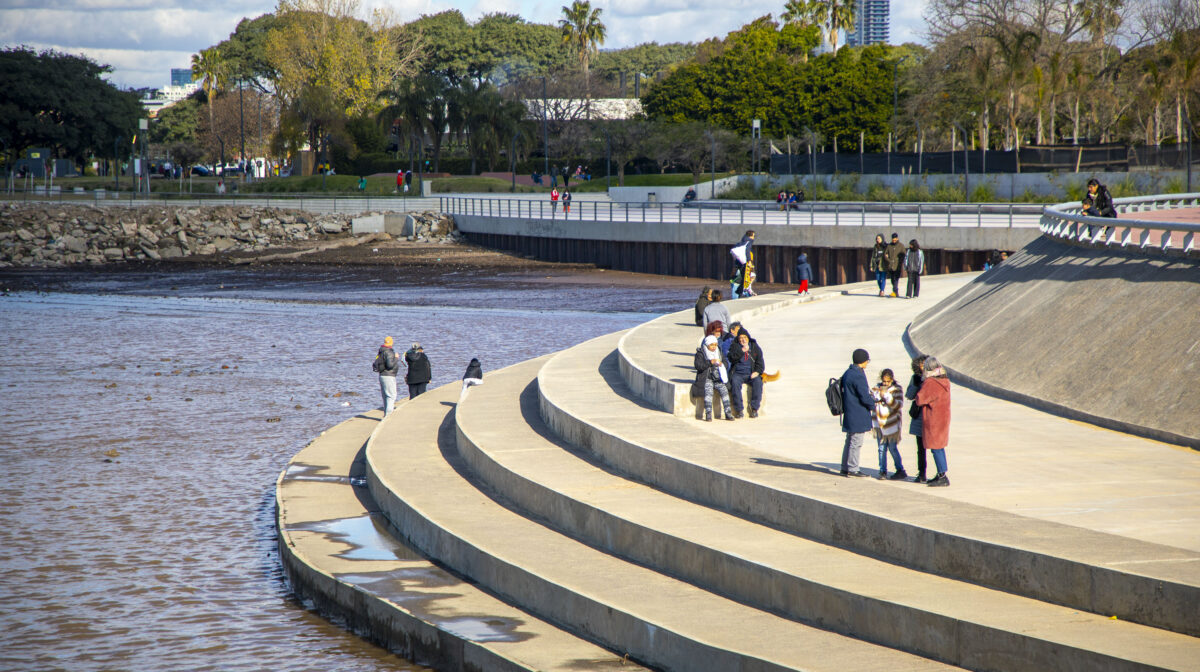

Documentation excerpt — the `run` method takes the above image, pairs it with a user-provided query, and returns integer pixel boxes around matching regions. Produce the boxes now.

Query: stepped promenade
[277,227,1200,669]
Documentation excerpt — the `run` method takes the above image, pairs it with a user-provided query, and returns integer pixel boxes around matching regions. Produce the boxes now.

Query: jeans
[842,431,868,473]
[878,438,904,474]
[704,377,732,415]
[408,382,427,399]
[874,270,887,293]
[906,272,920,298]
[931,448,948,474]
[914,435,927,478]
[728,372,763,413]
[379,375,397,415]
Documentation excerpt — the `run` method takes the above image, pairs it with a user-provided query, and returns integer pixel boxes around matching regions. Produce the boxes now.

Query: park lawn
[429,176,540,193]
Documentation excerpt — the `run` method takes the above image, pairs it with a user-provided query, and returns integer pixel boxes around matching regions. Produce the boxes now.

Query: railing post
[977,203,983,227]
[835,202,840,226]
[889,203,893,229]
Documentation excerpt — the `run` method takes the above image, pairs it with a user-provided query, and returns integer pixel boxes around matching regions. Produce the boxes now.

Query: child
[872,368,907,480]
[795,253,812,295]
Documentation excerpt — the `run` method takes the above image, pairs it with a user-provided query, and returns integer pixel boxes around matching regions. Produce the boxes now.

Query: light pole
[953,122,970,202]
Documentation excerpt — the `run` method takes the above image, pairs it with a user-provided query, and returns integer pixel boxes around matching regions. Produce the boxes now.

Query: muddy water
[0,267,690,671]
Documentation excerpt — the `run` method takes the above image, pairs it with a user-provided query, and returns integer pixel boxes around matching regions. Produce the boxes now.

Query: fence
[3,187,440,215]
[771,144,1197,175]
[1040,193,1200,256]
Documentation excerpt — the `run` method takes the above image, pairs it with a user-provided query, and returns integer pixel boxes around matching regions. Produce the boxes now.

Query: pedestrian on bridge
[562,189,572,214]
[870,235,887,296]
[550,187,560,213]
[885,233,906,297]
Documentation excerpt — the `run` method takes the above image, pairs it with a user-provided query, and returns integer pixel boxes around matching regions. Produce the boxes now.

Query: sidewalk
[700,274,1200,553]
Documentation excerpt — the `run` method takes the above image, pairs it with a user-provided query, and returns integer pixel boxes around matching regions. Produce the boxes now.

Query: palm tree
[191,47,225,126]
[812,0,855,53]
[781,0,822,25]
[559,0,607,90]
[991,29,1041,152]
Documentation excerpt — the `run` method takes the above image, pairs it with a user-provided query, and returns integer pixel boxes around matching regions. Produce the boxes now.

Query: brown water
[0,267,689,671]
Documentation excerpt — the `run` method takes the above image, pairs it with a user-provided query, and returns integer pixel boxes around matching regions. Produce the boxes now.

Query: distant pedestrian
[839,348,875,477]
[726,328,765,418]
[795,252,812,295]
[395,169,403,193]
[562,189,571,214]
[694,286,713,326]
[701,290,732,330]
[870,234,887,296]
[405,342,432,399]
[885,233,905,297]
[550,187,560,213]
[693,335,734,422]
[460,357,483,401]
[915,356,952,487]
[904,239,924,299]
[906,355,929,482]
[216,179,226,195]
[872,368,906,479]
[373,336,399,416]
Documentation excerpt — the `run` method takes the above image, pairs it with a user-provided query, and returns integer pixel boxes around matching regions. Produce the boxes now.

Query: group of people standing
[550,187,572,214]
[373,338,486,416]
[839,349,952,486]
[869,233,925,299]
[692,320,767,422]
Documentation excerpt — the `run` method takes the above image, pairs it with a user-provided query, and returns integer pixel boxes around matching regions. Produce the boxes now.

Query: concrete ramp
[908,235,1200,448]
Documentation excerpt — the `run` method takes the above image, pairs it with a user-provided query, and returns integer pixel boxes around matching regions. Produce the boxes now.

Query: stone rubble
[0,204,461,268]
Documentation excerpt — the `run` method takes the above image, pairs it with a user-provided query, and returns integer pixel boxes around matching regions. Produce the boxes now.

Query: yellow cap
[383,336,393,347]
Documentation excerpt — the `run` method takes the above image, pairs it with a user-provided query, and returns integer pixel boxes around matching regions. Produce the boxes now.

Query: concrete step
[365,381,960,672]
[458,349,1200,671]
[538,325,1200,639]
[276,409,650,672]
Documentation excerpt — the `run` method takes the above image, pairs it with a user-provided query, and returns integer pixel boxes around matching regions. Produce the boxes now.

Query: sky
[0,0,931,90]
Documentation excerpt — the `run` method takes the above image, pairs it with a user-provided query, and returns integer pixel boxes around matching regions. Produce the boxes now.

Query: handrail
[1040,193,1200,256]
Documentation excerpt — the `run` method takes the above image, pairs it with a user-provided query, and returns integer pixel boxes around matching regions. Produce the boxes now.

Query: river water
[0,266,690,671]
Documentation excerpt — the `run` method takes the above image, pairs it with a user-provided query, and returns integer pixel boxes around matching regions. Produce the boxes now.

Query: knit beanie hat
[383,336,393,347]
[852,348,870,364]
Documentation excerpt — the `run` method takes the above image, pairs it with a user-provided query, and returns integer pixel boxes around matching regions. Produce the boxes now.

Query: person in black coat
[725,328,765,418]
[795,253,813,295]
[691,335,734,422]
[840,348,875,477]
[405,342,432,399]
[694,286,712,326]
[460,357,483,401]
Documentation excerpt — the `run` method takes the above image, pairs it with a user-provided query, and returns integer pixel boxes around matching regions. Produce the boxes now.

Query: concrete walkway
[696,275,1200,553]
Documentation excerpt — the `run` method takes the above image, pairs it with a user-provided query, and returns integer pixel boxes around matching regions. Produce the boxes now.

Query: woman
[694,287,713,326]
[870,234,887,296]
[905,355,929,482]
[701,291,732,330]
[692,335,734,422]
[915,356,952,487]
[905,239,924,299]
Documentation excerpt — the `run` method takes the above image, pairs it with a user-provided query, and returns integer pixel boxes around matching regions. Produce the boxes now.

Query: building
[171,68,193,87]
[141,69,201,116]
[846,0,890,47]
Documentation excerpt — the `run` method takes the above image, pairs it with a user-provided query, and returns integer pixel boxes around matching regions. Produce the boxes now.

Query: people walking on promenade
[840,348,875,477]
[694,286,713,326]
[693,335,734,422]
[915,356,952,487]
[870,235,887,296]
[405,342,432,399]
[562,189,571,214]
[795,253,812,295]
[460,357,483,401]
[906,355,929,482]
[726,328,765,418]
[550,187,560,213]
[885,233,906,297]
[872,368,907,479]
[373,336,399,416]
[702,290,732,330]
[905,239,924,299]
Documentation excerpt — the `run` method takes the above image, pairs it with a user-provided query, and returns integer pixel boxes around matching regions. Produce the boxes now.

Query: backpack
[730,242,749,265]
[372,354,384,373]
[825,377,844,416]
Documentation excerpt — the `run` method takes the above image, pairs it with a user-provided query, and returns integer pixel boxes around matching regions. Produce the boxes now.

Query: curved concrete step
[537,329,1200,639]
[365,381,959,672]
[457,350,1200,671]
[276,409,647,672]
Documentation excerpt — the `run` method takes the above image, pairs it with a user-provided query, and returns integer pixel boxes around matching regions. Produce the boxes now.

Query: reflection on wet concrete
[291,514,422,562]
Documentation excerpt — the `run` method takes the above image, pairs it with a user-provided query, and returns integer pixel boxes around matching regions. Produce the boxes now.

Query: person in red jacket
[550,187,560,213]
[915,356,952,487]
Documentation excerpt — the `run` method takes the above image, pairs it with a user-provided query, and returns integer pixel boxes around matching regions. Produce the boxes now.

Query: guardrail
[1040,193,1200,256]
[440,196,1044,228]
[3,187,440,214]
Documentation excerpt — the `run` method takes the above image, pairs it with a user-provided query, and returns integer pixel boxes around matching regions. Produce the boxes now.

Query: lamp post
[953,122,970,202]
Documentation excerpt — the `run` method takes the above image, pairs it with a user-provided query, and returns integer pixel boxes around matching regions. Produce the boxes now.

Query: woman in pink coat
[915,356,952,487]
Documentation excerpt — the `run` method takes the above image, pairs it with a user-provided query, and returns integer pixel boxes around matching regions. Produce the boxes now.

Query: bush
[970,183,998,202]
[897,181,933,202]
[931,181,964,202]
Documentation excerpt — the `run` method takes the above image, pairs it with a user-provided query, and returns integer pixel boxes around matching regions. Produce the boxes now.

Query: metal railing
[3,187,440,214]
[1040,193,1200,256]
[440,196,1045,228]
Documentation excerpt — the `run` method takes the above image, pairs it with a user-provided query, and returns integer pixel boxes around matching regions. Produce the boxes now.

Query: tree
[149,97,203,145]
[191,47,226,125]
[818,0,856,53]
[590,119,651,185]
[559,0,607,90]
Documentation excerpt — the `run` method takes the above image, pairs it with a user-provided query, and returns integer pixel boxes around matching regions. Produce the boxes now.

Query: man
[730,230,756,298]
[374,336,399,415]
[405,342,432,399]
[840,348,875,477]
[726,328,765,418]
[884,233,906,298]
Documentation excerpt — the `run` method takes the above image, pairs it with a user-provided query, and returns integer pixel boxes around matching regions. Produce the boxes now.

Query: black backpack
[825,377,843,416]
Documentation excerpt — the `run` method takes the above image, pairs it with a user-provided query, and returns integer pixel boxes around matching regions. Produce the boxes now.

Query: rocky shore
[0,203,460,268]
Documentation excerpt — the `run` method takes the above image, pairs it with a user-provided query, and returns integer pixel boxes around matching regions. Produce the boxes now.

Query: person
[870,234,887,296]
[915,356,952,487]
[550,186,560,213]
[796,188,806,204]
[692,335,734,422]
[795,253,812,295]
[719,321,742,359]
[729,265,744,300]
[726,328,765,418]
[905,355,929,483]
[373,336,400,416]
[404,342,432,399]
[701,290,732,330]
[1081,195,1100,217]
[1086,178,1117,218]
[216,178,226,195]
[703,320,725,344]
[872,368,907,480]
[460,357,483,401]
[404,170,412,192]
[884,233,906,298]
[395,169,403,193]
[739,262,757,298]
[694,287,713,326]
[562,189,571,214]
[840,348,875,477]
[357,176,367,191]
[777,190,787,211]
[904,239,924,299]
[684,187,697,203]
[562,165,571,188]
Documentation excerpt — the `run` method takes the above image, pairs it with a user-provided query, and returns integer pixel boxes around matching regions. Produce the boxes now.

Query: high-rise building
[171,68,192,87]
[846,0,890,47]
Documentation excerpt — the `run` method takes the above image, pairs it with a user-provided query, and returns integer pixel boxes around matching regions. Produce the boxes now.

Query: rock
[62,236,88,254]
[212,238,235,252]
[102,247,124,259]
[15,229,34,242]
[320,221,342,234]
[160,246,184,258]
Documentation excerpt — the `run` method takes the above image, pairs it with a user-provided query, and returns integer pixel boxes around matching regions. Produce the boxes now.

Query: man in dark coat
[840,348,875,476]
[726,328,765,418]
[405,342,432,399]
[374,336,399,415]
[884,233,906,297]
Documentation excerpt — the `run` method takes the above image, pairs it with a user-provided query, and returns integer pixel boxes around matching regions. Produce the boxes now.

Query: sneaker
[724,414,736,422]
[875,471,887,480]
[704,410,712,422]
[890,292,898,298]
[732,410,744,419]
[748,409,758,418]
[889,470,908,480]
[928,474,950,487]
[844,470,868,478]
[915,474,927,483]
